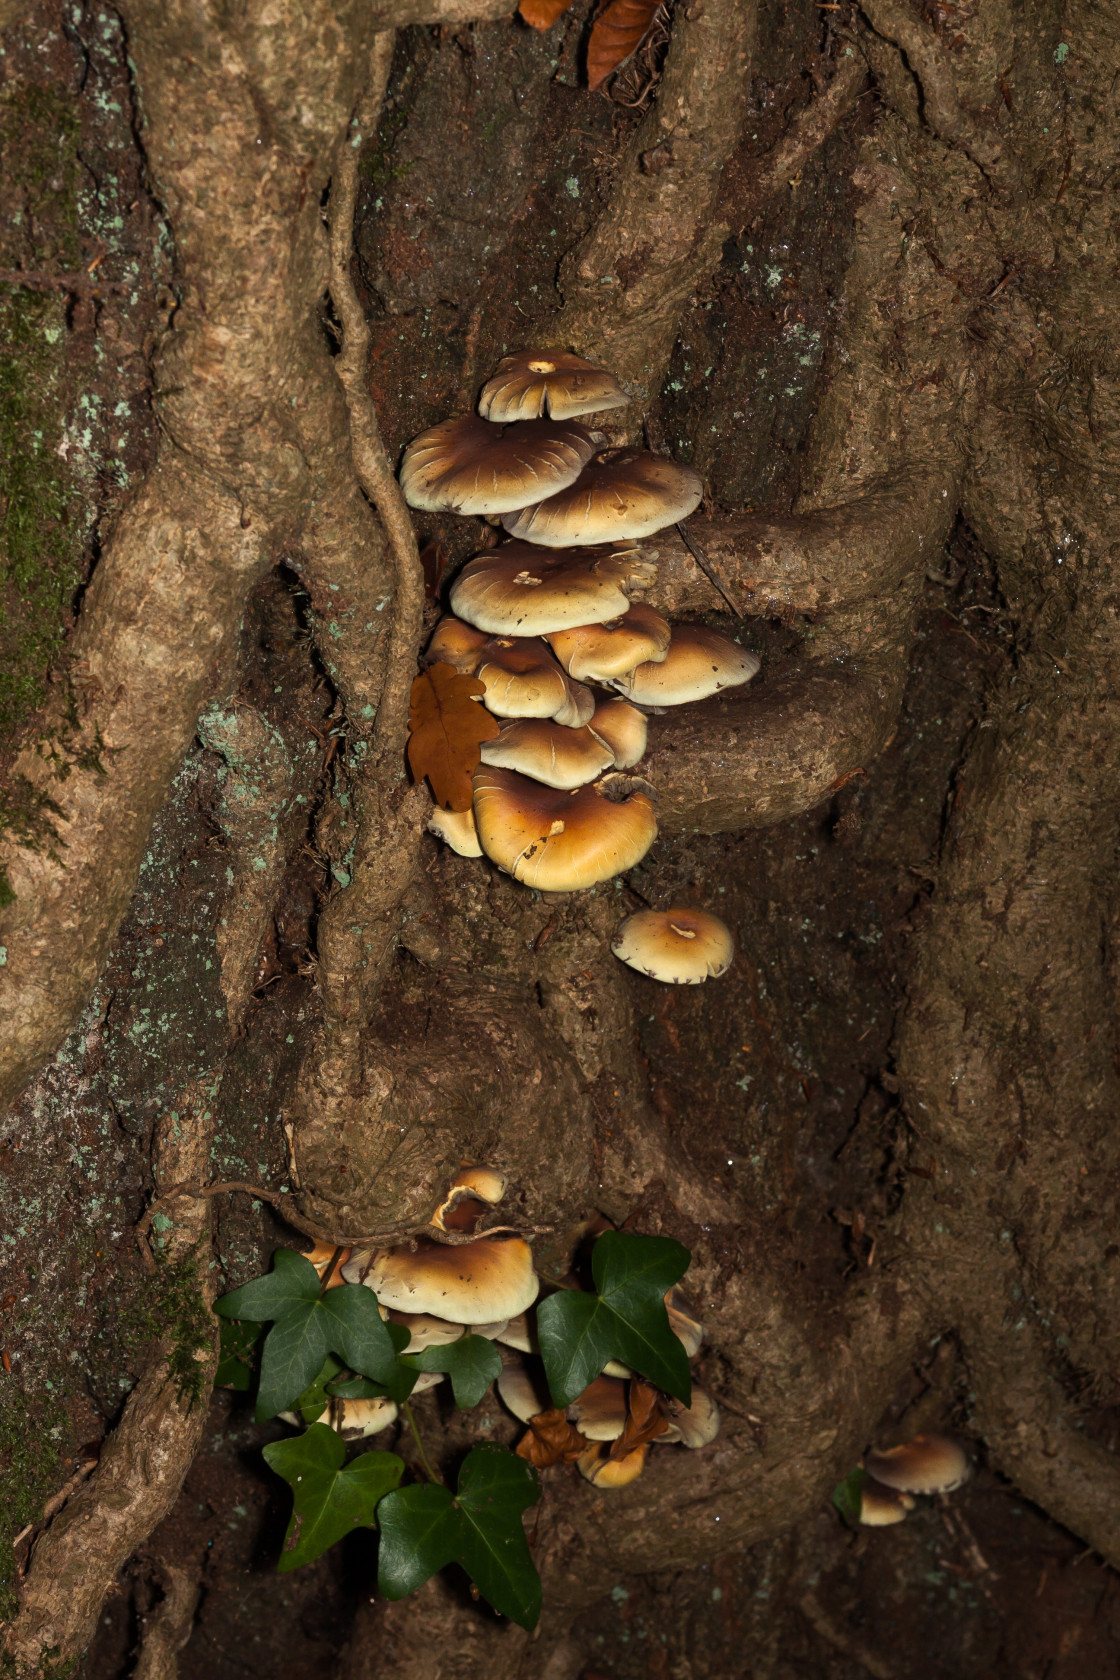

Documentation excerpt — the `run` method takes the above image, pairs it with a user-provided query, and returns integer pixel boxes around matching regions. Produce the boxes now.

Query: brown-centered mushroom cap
[566,1375,628,1441]
[478,350,629,423]
[427,804,483,858]
[399,415,601,515]
[588,699,648,769]
[329,1397,400,1440]
[546,602,672,684]
[862,1434,968,1495]
[611,907,734,984]
[343,1234,539,1325]
[858,1481,914,1526]
[480,718,615,790]
[450,541,658,637]
[503,448,703,547]
[578,1442,648,1488]
[611,624,760,706]
[473,768,657,891]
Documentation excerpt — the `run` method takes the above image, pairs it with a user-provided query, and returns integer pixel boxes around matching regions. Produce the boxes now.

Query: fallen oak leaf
[515,1407,590,1468]
[610,1375,670,1460]
[519,0,572,27]
[587,0,662,92]
[408,661,500,812]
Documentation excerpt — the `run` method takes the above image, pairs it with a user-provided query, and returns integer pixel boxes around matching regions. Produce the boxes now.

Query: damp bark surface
[2,2,1120,1679]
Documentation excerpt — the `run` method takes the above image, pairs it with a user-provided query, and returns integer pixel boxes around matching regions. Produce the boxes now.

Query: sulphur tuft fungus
[858,1480,915,1526]
[342,1234,539,1325]
[611,623,760,706]
[503,448,702,547]
[478,350,629,422]
[450,541,657,637]
[578,1441,649,1488]
[611,907,734,984]
[862,1433,969,1495]
[473,767,657,891]
[400,415,601,515]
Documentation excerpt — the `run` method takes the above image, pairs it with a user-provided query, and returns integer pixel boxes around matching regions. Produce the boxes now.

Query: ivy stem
[402,1400,445,1486]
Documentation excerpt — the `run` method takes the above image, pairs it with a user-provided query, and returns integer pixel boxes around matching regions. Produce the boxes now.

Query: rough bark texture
[3,0,1120,1675]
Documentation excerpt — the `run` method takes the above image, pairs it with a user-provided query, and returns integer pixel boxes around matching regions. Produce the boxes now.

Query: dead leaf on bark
[519,0,572,29]
[609,1376,670,1460]
[516,1408,589,1468]
[407,662,500,812]
[587,0,661,91]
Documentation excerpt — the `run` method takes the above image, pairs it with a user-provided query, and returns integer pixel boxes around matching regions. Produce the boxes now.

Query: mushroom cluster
[857,1432,969,1526]
[297,1172,719,1487]
[400,350,760,896]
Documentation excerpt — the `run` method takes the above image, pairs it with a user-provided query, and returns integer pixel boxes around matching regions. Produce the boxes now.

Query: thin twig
[675,520,747,617]
[134,1178,546,1268]
[402,1400,445,1486]
[328,32,425,757]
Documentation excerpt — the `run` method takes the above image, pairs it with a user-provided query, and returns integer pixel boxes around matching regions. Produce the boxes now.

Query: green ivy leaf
[262,1422,404,1572]
[214,1250,411,1420]
[215,1319,264,1391]
[536,1231,692,1407]
[289,1355,344,1424]
[407,1333,503,1409]
[328,1375,390,1400]
[377,1446,541,1628]
[832,1467,867,1528]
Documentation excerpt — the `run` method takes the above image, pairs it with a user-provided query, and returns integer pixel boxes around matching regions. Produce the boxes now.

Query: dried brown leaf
[609,1376,670,1460]
[407,662,500,812]
[516,1408,589,1468]
[519,0,572,28]
[587,0,660,91]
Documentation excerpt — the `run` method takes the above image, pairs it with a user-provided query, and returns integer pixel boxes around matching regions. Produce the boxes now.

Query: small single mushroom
[342,1234,539,1324]
[862,1433,969,1495]
[545,603,672,684]
[566,1375,628,1442]
[473,767,657,891]
[330,1396,400,1440]
[859,1481,915,1526]
[430,1167,506,1232]
[610,624,760,706]
[497,1354,553,1423]
[399,415,601,515]
[425,615,488,673]
[611,908,734,984]
[503,448,702,547]
[427,804,483,858]
[578,1441,648,1488]
[660,1388,720,1448]
[450,541,658,637]
[480,718,616,790]
[587,698,648,769]
[478,350,629,423]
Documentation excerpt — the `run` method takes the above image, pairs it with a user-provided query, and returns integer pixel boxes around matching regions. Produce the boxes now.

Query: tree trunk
[2,0,1120,1676]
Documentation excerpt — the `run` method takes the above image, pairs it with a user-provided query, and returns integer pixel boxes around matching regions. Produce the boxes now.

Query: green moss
[0,1390,67,1622]
[119,1256,216,1408]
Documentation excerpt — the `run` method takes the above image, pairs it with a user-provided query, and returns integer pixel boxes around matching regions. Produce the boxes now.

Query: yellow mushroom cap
[473,768,657,891]
[858,1480,915,1526]
[427,804,483,858]
[546,602,672,684]
[478,350,629,423]
[426,616,488,673]
[345,1235,540,1325]
[503,448,703,547]
[450,541,658,637]
[426,618,593,728]
[611,907,734,984]
[666,1286,704,1357]
[330,1397,400,1440]
[588,699,648,769]
[862,1434,969,1495]
[611,624,760,705]
[566,1375,629,1442]
[399,415,600,515]
[480,718,615,790]
[578,1442,649,1488]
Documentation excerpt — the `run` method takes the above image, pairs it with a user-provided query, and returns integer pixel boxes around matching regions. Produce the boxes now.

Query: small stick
[675,520,747,618]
